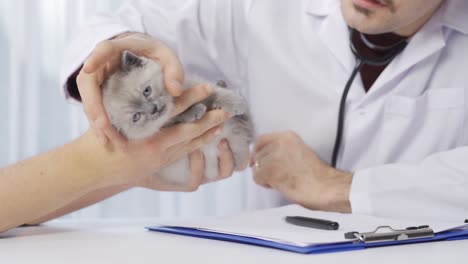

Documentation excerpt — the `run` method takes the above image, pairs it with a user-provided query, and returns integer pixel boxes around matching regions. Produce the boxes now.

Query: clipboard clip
[344,225,434,244]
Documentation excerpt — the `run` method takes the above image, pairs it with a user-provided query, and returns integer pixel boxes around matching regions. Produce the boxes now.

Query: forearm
[26,183,133,225]
[0,130,129,232]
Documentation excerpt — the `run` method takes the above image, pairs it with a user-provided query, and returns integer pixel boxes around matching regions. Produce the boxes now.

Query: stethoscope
[330,29,408,168]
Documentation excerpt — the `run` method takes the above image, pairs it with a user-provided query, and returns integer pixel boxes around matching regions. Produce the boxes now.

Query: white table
[1,219,467,264]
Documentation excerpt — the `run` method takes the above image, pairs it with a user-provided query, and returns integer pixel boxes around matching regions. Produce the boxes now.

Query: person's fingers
[93,129,108,146]
[189,150,205,182]
[253,174,268,187]
[76,70,104,113]
[80,37,184,147]
[252,155,275,189]
[252,141,277,165]
[167,125,223,161]
[250,140,275,167]
[77,69,127,147]
[84,36,185,106]
[171,84,213,118]
[253,133,281,153]
[79,39,134,147]
[83,40,119,74]
[252,166,271,189]
[143,173,202,192]
[183,159,206,192]
[152,41,184,96]
[158,110,228,147]
[217,139,235,180]
[237,150,250,171]
[100,120,128,148]
[83,36,151,74]
[76,69,109,142]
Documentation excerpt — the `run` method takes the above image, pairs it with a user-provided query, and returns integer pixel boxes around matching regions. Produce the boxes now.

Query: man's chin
[342,12,392,34]
[341,2,396,34]
[348,23,389,35]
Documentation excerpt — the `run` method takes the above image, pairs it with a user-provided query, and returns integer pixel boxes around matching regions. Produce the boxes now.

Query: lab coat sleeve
[60,0,252,103]
[350,146,468,221]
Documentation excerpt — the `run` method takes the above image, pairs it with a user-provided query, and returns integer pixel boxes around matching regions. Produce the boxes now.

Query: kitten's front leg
[166,103,207,126]
[211,88,248,116]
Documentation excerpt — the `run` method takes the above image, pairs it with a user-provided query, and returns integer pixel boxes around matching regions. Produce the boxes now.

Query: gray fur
[102,51,254,184]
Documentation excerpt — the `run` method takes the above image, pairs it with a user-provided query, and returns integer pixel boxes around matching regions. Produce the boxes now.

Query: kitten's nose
[150,104,158,115]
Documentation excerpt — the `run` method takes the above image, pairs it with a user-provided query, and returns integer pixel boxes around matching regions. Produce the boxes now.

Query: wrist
[321,168,353,213]
[73,130,137,188]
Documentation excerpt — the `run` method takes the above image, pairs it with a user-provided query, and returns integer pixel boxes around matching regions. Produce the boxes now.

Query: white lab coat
[61,0,468,221]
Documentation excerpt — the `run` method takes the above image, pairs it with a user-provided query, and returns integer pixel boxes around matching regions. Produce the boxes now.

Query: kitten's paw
[177,103,207,123]
[212,99,247,116]
[190,103,207,120]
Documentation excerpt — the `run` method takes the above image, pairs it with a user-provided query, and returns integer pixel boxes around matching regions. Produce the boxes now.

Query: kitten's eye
[132,112,142,123]
[143,86,152,97]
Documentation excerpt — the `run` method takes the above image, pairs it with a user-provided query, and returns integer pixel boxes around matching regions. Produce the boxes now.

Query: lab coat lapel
[310,3,355,76]
[365,6,448,99]
[373,0,468,94]
[363,3,450,102]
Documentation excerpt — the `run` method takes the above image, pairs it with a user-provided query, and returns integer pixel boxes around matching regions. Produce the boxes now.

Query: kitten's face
[102,51,174,140]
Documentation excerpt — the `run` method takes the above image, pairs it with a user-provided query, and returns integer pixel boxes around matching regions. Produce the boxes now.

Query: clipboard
[146,205,468,254]
[147,224,468,254]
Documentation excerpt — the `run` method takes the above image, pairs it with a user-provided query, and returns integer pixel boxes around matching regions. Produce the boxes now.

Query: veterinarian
[62,0,468,221]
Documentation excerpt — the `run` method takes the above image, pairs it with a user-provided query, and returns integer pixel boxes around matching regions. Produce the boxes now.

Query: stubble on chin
[352,3,372,16]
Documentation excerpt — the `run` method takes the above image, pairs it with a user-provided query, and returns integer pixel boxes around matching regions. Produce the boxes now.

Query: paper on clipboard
[153,205,460,246]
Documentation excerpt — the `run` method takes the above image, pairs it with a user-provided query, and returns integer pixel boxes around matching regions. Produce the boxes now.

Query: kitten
[102,51,254,184]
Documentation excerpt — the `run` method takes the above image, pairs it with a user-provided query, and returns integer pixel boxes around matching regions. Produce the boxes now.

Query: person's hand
[250,131,353,213]
[76,32,185,147]
[93,104,232,190]
[139,138,246,192]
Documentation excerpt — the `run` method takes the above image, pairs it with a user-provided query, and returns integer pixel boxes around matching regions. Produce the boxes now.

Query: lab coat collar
[307,0,355,74]
[305,0,338,16]
[365,14,446,100]
[363,4,449,101]
[441,0,468,35]
[305,0,464,102]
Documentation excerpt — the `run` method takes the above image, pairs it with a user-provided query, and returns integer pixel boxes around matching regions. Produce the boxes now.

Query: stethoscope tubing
[330,30,408,168]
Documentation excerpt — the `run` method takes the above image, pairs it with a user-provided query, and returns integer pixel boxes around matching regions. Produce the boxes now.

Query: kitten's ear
[121,50,144,72]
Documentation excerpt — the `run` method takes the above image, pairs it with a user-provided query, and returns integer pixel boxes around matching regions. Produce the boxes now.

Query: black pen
[285,216,339,231]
